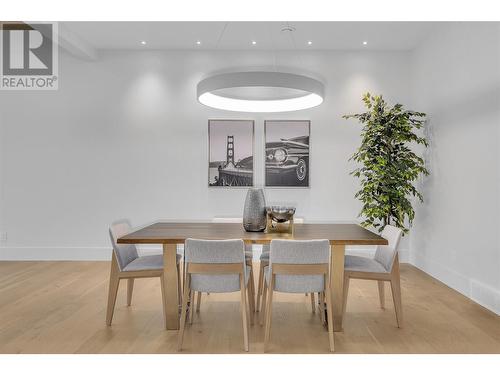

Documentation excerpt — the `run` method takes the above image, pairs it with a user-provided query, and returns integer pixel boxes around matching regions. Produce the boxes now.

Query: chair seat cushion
[344,255,387,273]
[264,266,324,293]
[123,254,181,272]
[190,265,251,293]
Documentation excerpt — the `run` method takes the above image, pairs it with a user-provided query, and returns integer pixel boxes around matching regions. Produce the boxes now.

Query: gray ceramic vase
[243,188,267,232]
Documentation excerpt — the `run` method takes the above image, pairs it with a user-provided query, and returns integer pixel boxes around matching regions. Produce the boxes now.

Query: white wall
[410,23,500,314]
[0,49,412,259]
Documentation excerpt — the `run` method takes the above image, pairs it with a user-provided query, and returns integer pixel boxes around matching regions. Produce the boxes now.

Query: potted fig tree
[343,93,429,233]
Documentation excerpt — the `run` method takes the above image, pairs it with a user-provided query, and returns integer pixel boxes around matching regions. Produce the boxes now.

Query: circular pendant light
[197,71,324,113]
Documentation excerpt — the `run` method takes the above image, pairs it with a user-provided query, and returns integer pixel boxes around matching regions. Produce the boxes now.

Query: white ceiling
[63,21,441,51]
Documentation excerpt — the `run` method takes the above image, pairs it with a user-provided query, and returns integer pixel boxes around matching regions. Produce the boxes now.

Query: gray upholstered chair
[189,218,256,315]
[257,218,307,312]
[261,239,334,352]
[178,238,253,352]
[343,225,404,327]
[106,219,182,327]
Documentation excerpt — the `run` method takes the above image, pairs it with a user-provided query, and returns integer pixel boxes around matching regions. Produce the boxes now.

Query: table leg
[163,243,180,330]
[330,244,345,332]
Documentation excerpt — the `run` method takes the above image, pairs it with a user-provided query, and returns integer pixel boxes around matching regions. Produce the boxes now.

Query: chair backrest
[268,240,330,294]
[374,225,403,271]
[269,239,330,266]
[184,238,245,264]
[109,220,139,271]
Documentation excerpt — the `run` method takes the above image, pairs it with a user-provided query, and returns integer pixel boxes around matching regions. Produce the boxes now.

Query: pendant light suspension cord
[268,23,278,72]
[216,22,228,49]
[285,21,305,68]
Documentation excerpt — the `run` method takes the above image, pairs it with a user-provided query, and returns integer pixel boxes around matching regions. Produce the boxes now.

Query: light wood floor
[0,261,499,354]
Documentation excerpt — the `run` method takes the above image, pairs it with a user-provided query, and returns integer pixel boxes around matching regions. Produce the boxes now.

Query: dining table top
[117,222,388,246]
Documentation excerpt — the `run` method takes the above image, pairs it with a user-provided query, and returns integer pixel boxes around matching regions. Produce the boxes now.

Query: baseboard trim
[0,246,186,261]
[410,253,500,316]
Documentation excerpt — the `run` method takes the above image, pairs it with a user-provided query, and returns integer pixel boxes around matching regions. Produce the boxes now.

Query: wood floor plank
[0,261,498,353]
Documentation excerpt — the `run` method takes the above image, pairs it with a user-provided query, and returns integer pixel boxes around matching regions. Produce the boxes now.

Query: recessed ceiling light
[196,40,201,45]
[363,41,368,45]
[140,40,147,45]
[252,41,257,45]
[307,41,313,45]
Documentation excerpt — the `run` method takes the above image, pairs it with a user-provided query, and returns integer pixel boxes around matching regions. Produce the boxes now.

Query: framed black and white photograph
[208,119,254,187]
[265,120,310,187]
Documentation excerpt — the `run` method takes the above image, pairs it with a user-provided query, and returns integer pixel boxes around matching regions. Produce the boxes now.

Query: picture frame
[264,120,311,188]
[208,119,254,187]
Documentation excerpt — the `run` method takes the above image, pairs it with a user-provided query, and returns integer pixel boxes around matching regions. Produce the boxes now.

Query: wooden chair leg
[260,280,268,326]
[178,274,191,351]
[263,274,275,352]
[189,290,194,324]
[248,266,256,312]
[390,259,403,328]
[106,253,120,326]
[240,274,249,352]
[251,267,256,307]
[126,278,134,306]
[160,274,168,329]
[182,259,186,291]
[377,280,385,309]
[256,261,265,311]
[310,292,316,313]
[325,283,335,352]
[390,279,403,328]
[342,275,350,317]
[177,263,182,305]
[319,291,326,325]
[196,291,202,312]
[247,280,255,325]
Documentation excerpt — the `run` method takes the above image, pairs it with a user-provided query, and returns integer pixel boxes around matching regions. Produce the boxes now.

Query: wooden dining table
[118,222,387,331]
